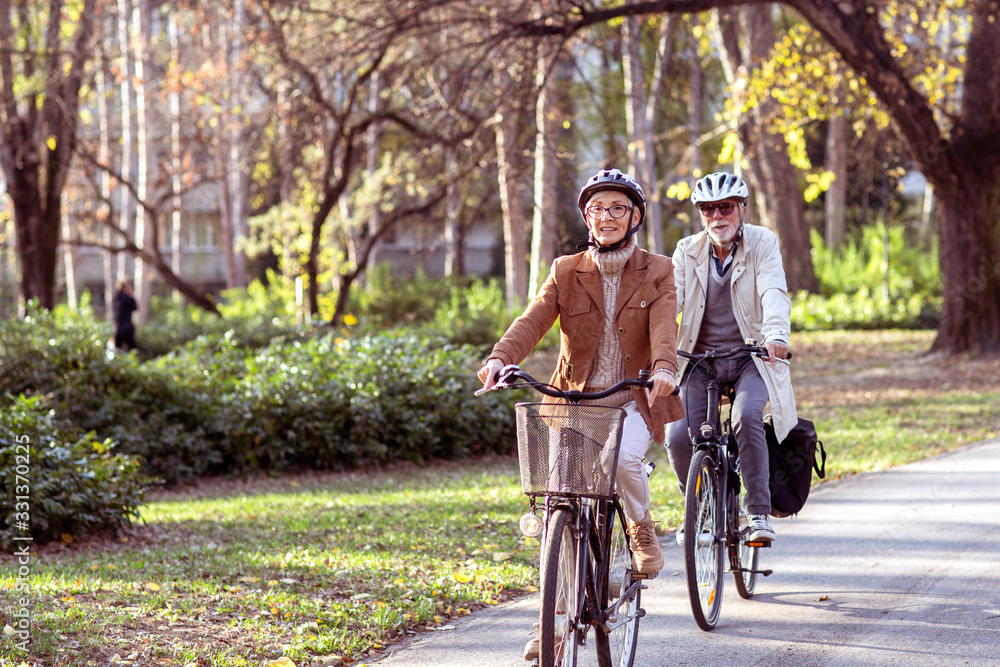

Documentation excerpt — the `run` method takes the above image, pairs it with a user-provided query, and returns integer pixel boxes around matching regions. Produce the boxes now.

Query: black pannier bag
[764,415,827,517]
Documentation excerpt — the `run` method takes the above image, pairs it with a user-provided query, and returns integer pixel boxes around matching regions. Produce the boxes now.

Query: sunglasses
[699,202,737,216]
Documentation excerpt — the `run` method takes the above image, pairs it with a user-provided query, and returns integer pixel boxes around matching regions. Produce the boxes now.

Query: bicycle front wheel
[731,481,759,599]
[684,450,725,630]
[541,508,581,667]
[595,502,639,667]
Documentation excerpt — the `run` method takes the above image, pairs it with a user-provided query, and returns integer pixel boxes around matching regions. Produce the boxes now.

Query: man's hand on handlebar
[762,341,789,366]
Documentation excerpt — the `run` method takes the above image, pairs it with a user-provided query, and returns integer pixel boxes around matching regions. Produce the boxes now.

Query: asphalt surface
[374,438,1000,666]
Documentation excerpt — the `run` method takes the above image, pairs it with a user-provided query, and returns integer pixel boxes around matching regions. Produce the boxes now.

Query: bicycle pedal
[629,569,658,580]
[746,540,772,548]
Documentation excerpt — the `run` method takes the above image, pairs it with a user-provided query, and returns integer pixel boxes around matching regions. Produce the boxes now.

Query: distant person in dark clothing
[114,280,138,351]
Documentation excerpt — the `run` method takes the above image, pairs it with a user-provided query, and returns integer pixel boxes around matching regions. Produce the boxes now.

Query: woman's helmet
[577,168,646,224]
[576,169,646,253]
[691,171,749,205]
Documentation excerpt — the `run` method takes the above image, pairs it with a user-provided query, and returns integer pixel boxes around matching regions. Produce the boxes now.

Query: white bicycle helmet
[691,171,749,205]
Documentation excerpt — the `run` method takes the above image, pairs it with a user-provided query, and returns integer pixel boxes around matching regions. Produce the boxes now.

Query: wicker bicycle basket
[514,402,626,500]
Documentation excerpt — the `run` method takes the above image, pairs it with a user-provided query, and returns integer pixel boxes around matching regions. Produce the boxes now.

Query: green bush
[349,264,452,328]
[140,276,303,357]
[792,288,939,331]
[0,395,146,547]
[810,223,940,300]
[796,223,941,330]
[1,308,518,487]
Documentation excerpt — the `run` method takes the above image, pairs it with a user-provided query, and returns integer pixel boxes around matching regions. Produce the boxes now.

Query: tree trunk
[529,46,558,298]
[444,144,462,277]
[60,207,78,310]
[643,15,676,250]
[0,0,97,310]
[622,8,663,253]
[365,71,384,284]
[168,6,184,302]
[933,181,1000,354]
[688,24,704,238]
[116,0,134,284]
[132,0,152,322]
[96,39,116,317]
[495,109,529,311]
[824,111,848,251]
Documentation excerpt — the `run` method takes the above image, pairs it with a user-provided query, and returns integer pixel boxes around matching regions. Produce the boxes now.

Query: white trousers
[616,401,653,525]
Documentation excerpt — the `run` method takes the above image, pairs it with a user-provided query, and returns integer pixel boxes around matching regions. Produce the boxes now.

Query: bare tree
[0,0,97,309]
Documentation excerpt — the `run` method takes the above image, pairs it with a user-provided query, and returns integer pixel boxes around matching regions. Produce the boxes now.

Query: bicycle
[477,364,659,667]
[676,340,790,631]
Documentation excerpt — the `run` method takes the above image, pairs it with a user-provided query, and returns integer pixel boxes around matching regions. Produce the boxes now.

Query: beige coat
[488,247,685,444]
[672,224,797,441]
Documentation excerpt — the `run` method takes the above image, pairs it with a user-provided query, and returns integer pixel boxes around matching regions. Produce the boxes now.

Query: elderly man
[666,171,797,543]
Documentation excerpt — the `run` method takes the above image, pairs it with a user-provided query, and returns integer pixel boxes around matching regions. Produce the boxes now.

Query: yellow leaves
[46,135,57,151]
[144,582,161,592]
[804,171,838,203]
[266,659,297,667]
[60,533,74,544]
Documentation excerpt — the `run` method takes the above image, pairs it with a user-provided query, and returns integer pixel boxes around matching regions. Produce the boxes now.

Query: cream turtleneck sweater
[584,236,636,407]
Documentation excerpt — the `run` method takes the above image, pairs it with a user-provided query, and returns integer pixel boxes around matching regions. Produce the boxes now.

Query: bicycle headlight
[519,512,544,538]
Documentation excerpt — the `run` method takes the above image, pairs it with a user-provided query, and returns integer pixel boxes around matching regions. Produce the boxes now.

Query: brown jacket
[488,247,685,443]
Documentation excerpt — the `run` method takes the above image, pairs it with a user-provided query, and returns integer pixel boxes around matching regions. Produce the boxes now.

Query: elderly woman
[478,168,684,660]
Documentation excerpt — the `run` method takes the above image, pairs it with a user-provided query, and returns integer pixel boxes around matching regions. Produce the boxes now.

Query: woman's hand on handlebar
[646,368,677,403]
[477,358,504,391]
[762,341,789,366]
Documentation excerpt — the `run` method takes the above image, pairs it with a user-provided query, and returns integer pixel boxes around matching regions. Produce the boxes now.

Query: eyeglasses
[586,204,631,219]
[699,202,737,216]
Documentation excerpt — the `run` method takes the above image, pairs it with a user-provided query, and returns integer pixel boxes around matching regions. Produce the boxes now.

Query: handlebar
[475,364,678,402]
[677,342,792,365]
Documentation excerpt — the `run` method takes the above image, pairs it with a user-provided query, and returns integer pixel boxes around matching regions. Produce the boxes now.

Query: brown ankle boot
[523,635,540,660]
[628,520,664,574]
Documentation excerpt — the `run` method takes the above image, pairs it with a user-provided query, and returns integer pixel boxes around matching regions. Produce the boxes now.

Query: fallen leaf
[145,582,161,591]
[3,625,14,636]
[816,595,830,601]
[266,658,297,667]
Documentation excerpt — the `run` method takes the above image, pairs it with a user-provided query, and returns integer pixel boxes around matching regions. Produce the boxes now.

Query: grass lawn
[3,330,999,666]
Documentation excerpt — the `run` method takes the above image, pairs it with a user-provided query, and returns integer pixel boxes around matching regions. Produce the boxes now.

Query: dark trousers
[115,325,136,351]
[665,355,771,515]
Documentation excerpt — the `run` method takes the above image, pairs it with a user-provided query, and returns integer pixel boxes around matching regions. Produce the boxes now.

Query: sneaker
[747,514,776,542]
[627,521,664,574]
[523,636,540,661]
[675,526,684,547]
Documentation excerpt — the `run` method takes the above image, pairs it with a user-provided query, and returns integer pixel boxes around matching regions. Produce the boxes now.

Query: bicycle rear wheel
[731,482,759,599]
[541,508,581,667]
[595,502,639,667]
[684,450,725,630]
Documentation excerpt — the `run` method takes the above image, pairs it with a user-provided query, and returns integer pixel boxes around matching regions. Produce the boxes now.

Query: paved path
[374,439,1000,666]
